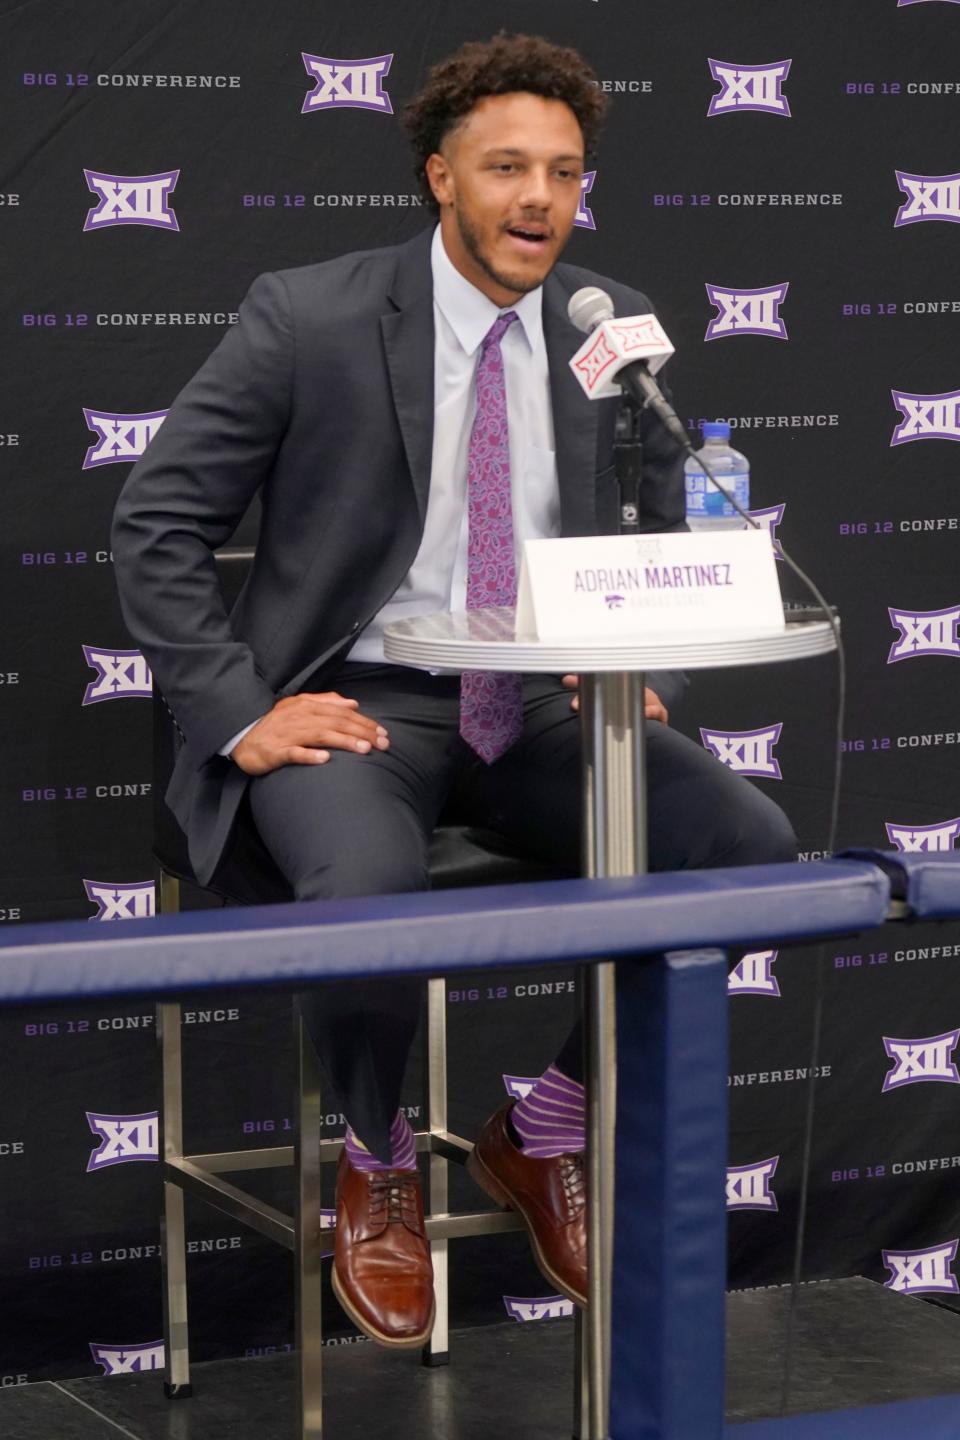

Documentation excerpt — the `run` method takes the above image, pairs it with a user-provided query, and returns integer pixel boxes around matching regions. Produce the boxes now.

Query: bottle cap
[702,422,731,441]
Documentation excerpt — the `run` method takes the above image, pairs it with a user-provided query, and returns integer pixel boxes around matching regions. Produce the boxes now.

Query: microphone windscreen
[567,286,614,334]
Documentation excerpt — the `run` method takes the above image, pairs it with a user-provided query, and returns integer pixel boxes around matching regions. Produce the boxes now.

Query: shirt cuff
[219,719,259,758]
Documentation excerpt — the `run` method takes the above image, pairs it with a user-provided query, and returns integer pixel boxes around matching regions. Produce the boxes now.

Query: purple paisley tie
[459,310,524,764]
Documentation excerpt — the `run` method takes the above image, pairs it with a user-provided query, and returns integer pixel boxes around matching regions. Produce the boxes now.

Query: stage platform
[4,1278,960,1439]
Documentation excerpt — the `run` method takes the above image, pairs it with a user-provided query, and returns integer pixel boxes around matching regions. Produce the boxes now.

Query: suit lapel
[380,230,436,525]
[543,271,600,536]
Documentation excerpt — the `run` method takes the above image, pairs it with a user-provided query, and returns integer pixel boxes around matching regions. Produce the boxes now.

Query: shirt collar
[431,224,543,356]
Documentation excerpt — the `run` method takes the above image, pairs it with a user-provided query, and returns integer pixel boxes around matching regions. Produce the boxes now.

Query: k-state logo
[895,170,960,227]
[301,54,393,114]
[90,1340,164,1376]
[705,284,789,341]
[890,388,960,445]
[883,1240,959,1295]
[503,1074,537,1101]
[887,606,960,662]
[727,1157,778,1211]
[747,504,785,559]
[83,409,167,469]
[86,1111,159,1170]
[575,171,597,230]
[82,646,153,704]
[83,170,179,232]
[728,950,781,997]
[701,725,783,779]
[885,818,960,853]
[503,1294,575,1322]
[883,1030,960,1091]
[707,59,791,117]
[83,880,155,921]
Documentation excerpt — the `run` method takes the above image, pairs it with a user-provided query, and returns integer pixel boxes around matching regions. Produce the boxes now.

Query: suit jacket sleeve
[111,272,292,764]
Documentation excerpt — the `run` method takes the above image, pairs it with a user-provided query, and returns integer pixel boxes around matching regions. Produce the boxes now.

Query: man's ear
[425,152,453,208]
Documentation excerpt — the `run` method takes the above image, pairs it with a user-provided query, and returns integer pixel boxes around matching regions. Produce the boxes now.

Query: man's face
[426,92,585,306]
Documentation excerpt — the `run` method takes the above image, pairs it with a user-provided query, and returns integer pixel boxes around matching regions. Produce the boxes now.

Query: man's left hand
[561,674,669,725]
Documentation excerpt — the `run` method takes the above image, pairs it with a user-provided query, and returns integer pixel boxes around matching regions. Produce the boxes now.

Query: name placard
[516,530,784,641]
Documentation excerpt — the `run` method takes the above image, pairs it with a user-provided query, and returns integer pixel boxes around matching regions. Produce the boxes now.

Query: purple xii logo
[727,1157,779,1211]
[86,1111,159,1170]
[882,1029,960,1091]
[301,54,393,114]
[888,606,960,662]
[83,170,179,232]
[83,409,167,469]
[504,1295,574,1321]
[84,880,156,921]
[82,646,153,704]
[895,170,960,227]
[891,389,960,445]
[747,504,786,559]
[883,1241,959,1296]
[90,1341,164,1376]
[503,1074,537,1101]
[728,950,781,997]
[705,284,789,341]
[707,59,791,117]
[885,818,960,853]
[701,725,783,779]
[574,171,597,230]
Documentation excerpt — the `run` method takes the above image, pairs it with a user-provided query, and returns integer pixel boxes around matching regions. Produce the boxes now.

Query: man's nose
[516,167,552,211]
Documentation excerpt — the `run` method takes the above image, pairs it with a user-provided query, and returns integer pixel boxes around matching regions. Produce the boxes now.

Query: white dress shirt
[349,224,560,661]
[222,225,560,754]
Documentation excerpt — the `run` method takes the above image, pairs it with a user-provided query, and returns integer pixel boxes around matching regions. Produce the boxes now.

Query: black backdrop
[2,0,959,1386]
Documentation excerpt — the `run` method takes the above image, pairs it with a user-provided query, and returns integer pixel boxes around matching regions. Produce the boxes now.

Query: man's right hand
[231,693,389,775]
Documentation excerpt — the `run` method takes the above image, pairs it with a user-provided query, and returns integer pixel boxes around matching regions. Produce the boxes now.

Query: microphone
[567,287,691,451]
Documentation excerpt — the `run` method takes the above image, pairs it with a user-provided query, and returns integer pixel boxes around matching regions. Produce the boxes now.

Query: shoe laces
[368,1169,419,1225]
[559,1152,586,1214]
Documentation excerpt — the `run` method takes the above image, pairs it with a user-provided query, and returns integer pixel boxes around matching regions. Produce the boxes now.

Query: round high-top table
[383,606,838,1440]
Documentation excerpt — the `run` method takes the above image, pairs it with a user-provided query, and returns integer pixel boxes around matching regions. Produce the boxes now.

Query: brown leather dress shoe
[467,1102,587,1308]
[331,1150,435,1348]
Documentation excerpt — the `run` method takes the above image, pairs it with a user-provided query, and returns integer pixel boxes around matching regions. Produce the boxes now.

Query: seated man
[112,33,796,1348]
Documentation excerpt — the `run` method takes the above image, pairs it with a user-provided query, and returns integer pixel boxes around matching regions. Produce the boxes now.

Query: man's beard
[455,201,559,297]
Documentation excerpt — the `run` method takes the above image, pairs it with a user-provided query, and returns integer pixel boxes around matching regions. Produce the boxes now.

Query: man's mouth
[504,222,551,250]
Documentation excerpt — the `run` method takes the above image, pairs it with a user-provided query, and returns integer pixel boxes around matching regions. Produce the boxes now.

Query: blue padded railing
[0,859,890,1004]
[3,852,959,1440]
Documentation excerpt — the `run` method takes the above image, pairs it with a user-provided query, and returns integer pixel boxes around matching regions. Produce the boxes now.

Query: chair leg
[572,1312,590,1440]
[295,1002,325,1439]
[158,1001,192,1397]
[156,868,181,916]
[422,976,450,1367]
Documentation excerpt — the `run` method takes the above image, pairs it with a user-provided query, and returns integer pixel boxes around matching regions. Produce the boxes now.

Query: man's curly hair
[402,33,608,208]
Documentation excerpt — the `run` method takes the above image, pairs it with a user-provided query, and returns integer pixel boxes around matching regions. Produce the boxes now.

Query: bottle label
[684,468,750,520]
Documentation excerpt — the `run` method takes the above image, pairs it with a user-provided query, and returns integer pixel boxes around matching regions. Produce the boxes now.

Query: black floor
[4,1279,960,1439]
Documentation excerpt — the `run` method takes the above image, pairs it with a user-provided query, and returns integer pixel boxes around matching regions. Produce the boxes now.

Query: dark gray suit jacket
[112,227,687,886]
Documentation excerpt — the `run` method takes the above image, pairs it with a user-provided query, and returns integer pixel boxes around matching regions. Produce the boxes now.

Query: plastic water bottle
[684,422,750,531]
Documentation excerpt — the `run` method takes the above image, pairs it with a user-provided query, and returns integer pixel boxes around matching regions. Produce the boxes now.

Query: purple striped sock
[344,1111,417,1172]
[511,1064,585,1157]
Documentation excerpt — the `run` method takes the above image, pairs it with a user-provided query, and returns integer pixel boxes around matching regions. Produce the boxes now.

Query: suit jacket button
[350,621,360,633]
